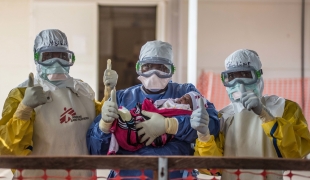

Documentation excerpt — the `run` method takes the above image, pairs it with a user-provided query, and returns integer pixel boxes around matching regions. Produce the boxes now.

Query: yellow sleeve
[94,99,104,116]
[0,88,35,156]
[94,94,107,116]
[262,99,310,158]
[194,133,224,175]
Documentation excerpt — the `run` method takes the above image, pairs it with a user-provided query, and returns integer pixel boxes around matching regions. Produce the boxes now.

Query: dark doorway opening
[98,6,156,100]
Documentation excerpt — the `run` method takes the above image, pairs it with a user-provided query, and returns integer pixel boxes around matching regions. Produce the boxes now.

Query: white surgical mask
[138,74,171,90]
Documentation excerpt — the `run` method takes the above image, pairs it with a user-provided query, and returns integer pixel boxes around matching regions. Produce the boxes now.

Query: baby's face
[175,94,193,109]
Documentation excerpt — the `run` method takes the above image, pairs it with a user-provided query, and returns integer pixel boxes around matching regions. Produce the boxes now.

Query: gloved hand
[22,73,47,108]
[190,98,210,141]
[239,84,262,115]
[104,69,118,88]
[136,111,178,146]
[101,89,119,123]
[100,89,119,133]
[239,84,274,122]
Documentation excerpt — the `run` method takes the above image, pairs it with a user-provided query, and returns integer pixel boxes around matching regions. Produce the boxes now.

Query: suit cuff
[14,103,33,120]
[259,106,275,123]
[99,120,113,134]
[197,132,211,142]
[165,118,179,134]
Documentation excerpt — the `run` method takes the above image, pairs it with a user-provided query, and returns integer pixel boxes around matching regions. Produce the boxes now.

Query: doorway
[98,6,156,100]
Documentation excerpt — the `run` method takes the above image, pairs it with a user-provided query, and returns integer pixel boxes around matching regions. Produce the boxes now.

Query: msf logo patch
[60,107,90,124]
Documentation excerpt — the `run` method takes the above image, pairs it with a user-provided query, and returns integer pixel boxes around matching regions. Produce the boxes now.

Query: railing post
[158,157,168,180]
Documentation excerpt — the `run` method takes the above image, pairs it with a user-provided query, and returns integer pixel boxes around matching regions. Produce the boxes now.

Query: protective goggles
[136,57,175,78]
[34,49,75,67]
[221,66,263,87]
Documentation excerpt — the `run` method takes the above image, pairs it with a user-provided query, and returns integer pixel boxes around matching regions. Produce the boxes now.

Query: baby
[154,91,207,110]
[107,91,208,154]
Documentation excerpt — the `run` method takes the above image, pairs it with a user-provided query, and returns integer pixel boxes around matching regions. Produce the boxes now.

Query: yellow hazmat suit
[0,29,108,179]
[195,96,310,179]
[194,49,310,180]
[0,83,103,156]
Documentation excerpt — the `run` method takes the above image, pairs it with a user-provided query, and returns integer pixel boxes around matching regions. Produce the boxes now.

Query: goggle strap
[34,53,39,61]
[256,69,263,78]
[171,65,176,74]
[221,73,225,82]
[135,62,140,71]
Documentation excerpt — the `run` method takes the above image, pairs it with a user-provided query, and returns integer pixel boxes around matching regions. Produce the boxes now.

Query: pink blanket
[108,98,192,154]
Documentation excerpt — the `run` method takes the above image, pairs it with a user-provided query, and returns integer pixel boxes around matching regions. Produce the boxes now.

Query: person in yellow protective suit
[190,49,310,180]
[0,29,117,179]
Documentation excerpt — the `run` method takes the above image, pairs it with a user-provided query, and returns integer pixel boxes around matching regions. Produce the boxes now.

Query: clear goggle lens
[221,67,262,87]
[136,62,175,78]
[35,51,75,66]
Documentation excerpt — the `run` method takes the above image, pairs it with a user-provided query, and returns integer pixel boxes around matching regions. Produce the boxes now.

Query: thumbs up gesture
[239,84,262,115]
[190,98,210,135]
[103,59,118,88]
[101,89,119,123]
[104,69,118,89]
[21,73,47,108]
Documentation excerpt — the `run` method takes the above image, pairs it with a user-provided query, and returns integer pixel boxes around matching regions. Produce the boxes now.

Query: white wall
[0,0,99,107]
[160,0,189,84]
[178,0,310,83]
[32,1,98,97]
[0,0,31,178]
[1,0,309,105]
[31,0,168,100]
[0,0,309,179]
[0,0,32,109]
